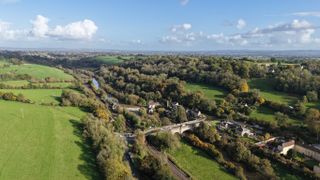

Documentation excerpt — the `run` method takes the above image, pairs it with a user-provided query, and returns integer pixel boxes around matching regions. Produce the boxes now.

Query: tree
[257,96,265,105]
[264,133,271,141]
[259,159,276,178]
[287,149,297,159]
[275,112,289,127]
[302,96,308,103]
[307,91,318,102]
[113,115,126,132]
[239,80,249,92]
[305,108,320,141]
[94,106,110,121]
[195,122,220,143]
[175,106,188,123]
[147,132,180,151]
[126,94,140,105]
[294,101,306,116]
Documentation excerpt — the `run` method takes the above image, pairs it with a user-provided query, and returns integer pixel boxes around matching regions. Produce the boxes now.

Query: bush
[147,132,180,151]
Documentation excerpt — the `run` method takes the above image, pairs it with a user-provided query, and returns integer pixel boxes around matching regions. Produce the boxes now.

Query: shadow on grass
[69,119,103,180]
[53,96,62,103]
[256,106,274,116]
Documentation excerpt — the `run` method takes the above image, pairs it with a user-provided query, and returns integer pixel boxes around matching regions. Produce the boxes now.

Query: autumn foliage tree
[239,80,249,92]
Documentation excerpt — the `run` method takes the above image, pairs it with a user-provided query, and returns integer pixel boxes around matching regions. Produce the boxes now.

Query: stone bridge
[118,118,206,142]
[144,118,206,135]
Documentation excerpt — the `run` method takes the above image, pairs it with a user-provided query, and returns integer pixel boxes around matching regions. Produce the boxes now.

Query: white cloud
[161,35,181,43]
[171,23,192,32]
[236,19,246,29]
[0,15,98,42]
[31,15,49,38]
[0,20,25,40]
[292,11,320,17]
[29,15,98,40]
[233,19,319,46]
[180,0,189,6]
[49,19,98,40]
[162,19,320,48]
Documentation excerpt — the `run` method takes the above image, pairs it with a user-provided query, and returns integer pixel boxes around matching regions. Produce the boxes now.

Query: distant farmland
[93,55,134,65]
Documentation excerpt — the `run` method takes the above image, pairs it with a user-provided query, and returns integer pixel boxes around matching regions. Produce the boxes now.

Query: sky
[0,0,320,51]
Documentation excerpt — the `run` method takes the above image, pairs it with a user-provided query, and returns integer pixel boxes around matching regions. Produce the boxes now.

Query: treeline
[0,83,73,89]
[121,57,261,91]
[83,114,132,179]
[60,89,110,121]
[275,67,320,98]
[0,92,31,103]
[60,81,132,179]
[132,132,175,179]
[0,73,32,81]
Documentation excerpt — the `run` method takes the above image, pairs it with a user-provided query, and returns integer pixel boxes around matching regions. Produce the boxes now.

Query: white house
[277,140,295,155]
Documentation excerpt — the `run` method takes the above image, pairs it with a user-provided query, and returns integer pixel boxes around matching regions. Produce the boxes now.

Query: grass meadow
[0,64,74,80]
[185,83,227,102]
[0,89,63,105]
[0,101,101,180]
[169,140,236,180]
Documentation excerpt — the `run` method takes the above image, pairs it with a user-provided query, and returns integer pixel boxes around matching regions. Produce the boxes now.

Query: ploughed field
[0,60,100,180]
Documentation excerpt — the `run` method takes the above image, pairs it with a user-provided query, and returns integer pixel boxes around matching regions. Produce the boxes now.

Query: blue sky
[0,0,320,50]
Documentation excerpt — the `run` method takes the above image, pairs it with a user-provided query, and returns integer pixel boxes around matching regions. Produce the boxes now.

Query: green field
[250,106,302,125]
[169,140,236,180]
[0,100,100,180]
[0,64,74,80]
[185,83,227,102]
[248,78,297,105]
[0,89,63,104]
[94,55,134,65]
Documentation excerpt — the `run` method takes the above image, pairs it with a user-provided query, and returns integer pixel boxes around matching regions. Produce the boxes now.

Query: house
[91,78,100,89]
[186,109,202,119]
[148,101,160,113]
[277,140,295,155]
[166,101,179,109]
[217,121,234,130]
[236,126,254,137]
[295,143,320,162]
